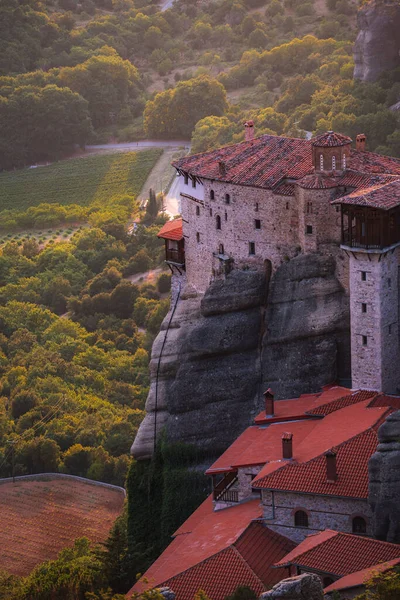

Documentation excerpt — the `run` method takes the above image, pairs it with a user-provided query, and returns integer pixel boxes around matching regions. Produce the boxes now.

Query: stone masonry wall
[349,247,400,393]
[261,490,372,544]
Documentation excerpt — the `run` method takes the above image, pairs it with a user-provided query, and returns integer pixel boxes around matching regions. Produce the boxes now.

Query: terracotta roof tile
[275,530,400,577]
[254,428,379,498]
[334,179,400,210]
[157,218,183,241]
[306,390,378,417]
[312,132,352,148]
[324,558,400,593]
[369,394,400,410]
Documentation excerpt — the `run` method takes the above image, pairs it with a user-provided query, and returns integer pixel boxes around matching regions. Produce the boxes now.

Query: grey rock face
[354,1,400,82]
[158,587,175,600]
[132,255,350,460]
[369,410,400,543]
[259,573,323,600]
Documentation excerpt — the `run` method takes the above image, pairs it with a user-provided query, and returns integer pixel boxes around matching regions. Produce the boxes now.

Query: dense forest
[2,0,400,170]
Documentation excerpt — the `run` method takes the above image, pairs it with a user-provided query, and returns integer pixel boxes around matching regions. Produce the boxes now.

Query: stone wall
[349,247,400,393]
[261,490,372,544]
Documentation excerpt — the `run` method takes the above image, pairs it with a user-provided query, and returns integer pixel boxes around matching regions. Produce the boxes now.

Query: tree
[62,443,92,477]
[157,273,171,294]
[11,391,39,419]
[225,586,257,600]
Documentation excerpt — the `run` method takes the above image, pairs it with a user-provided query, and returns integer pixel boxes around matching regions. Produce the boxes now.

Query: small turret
[312,131,352,173]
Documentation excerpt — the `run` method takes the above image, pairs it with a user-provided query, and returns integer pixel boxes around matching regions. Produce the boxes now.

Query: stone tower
[335,180,400,393]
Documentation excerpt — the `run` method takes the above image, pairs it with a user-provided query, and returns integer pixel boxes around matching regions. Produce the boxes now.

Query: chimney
[282,433,293,460]
[244,120,255,142]
[218,160,226,177]
[356,134,366,152]
[325,450,337,483]
[264,388,274,416]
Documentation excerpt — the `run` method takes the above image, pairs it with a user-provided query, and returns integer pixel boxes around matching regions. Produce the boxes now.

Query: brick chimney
[218,160,226,177]
[282,433,293,460]
[325,450,337,483]
[264,388,274,416]
[356,134,366,152]
[244,120,255,142]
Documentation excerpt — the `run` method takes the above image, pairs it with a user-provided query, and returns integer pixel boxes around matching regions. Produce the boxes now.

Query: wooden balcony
[341,206,400,251]
[165,248,185,266]
[213,471,239,503]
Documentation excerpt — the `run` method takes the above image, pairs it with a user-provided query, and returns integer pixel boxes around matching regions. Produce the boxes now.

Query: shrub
[157,273,171,294]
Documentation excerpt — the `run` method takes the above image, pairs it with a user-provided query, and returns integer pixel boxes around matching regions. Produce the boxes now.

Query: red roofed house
[129,388,400,600]
[161,128,400,395]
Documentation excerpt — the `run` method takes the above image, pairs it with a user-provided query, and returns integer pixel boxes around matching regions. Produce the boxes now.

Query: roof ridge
[276,530,339,566]
[229,544,266,588]
[335,530,400,549]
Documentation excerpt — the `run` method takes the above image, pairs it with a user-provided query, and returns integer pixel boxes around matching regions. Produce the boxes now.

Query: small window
[196,206,200,216]
[362,303,367,313]
[332,156,336,170]
[196,232,200,243]
[343,154,347,170]
[219,243,224,255]
[352,516,367,534]
[336,206,340,213]
[306,225,313,235]
[225,193,230,204]
[361,222,366,236]
[389,324,393,335]
[249,242,255,255]
[286,202,289,210]
[255,202,259,212]
[255,219,261,230]
[216,215,221,230]
[210,189,215,200]
[225,212,228,221]
[388,278,392,288]
[210,208,213,216]
[184,173,188,185]
[361,271,367,281]
[362,335,368,346]
[307,202,313,214]
[320,154,324,171]
[192,178,196,189]
[294,510,309,528]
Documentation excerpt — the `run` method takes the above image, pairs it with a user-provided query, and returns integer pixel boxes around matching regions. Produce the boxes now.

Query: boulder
[259,573,323,600]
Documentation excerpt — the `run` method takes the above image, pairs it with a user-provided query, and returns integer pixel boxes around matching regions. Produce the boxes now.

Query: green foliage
[225,586,257,600]
[354,567,400,600]
[157,273,171,294]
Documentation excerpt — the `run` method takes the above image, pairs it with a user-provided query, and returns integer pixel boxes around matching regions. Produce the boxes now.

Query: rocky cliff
[354,1,400,82]
[132,254,350,460]
[369,410,400,543]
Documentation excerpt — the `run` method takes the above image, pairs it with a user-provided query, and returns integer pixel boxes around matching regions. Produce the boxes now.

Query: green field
[0,149,163,212]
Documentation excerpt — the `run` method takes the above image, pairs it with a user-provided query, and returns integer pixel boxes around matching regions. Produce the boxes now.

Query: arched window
[343,154,346,170]
[219,243,224,255]
[352,516,367,534]
[196,206,200,216]
[210,189,215,200]
[332,156,336,170]
[216,215,221,230]
[294,510,309,528]
[225,211,228,221]
[320,154,324,171]
[225,193,230,204]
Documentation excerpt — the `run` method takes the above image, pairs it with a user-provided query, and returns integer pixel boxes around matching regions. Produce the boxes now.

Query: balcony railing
[218,489,239,503]
[166,249,185,265]
[213,471,238,502]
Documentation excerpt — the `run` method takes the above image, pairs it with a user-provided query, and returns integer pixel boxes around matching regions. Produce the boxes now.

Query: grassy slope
[0,149,163,213]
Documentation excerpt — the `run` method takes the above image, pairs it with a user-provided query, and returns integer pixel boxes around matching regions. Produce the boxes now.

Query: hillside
[0,476,124,576]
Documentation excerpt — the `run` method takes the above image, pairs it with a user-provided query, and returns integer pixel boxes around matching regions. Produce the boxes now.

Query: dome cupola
[312,131,352,174]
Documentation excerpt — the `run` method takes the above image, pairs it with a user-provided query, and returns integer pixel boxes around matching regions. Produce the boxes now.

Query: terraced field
[0,149,162,212]
[0,477,124,576]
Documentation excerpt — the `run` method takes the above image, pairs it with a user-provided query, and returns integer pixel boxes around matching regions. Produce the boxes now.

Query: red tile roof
[254,427,379,498]
[157,218,183,241]
[162,523,295,600]
[324,558,400,593]
[335,179,400,211]
[130,498,263,595]
[312,131,352,148]
[306,390,378,417]
[369,394,400,410]
[275,530,400,577]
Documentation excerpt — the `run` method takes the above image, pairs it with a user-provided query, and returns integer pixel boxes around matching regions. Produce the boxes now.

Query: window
[192,178,196,189]
[196,232,200,243]
[306,225,313,235]
[362,303,367,313]
[361,271,367,281]
[332,156,336,170]
[320,154,324,171]
[219,243,224,255]
[225,212,228,221]
[225,193,230,204]
[196,206,200,216]
[294,510,309,528]
[255,219,261,230]
[388,278,392,288]
[307,202,313,214]
[343,154,347,170]
[209,208,213,216]
[249,242,255,255]
[216,215,221,230]
[255,202,259,212]
[210,189,215,200]
[184,173,188,185]
[352,516,367,534]
[336,206,340,213]
[389,324,393,335]
[362,335,368,346]
[286,202,289,210]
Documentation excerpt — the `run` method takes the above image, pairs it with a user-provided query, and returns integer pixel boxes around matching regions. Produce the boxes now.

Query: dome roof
[312,131,353,148]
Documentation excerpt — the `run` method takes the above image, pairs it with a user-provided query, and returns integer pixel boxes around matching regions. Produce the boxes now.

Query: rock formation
[259,573,323,600]
[132,253,350,460]
[354,1,400,82]
[369,410,400,543]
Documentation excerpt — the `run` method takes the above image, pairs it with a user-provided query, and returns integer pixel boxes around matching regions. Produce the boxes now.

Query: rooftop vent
[264,388,274,416]
[356,134,366,152]
[325,450,337,483]
[282,432,293,460]
[244,120,255,142]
